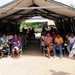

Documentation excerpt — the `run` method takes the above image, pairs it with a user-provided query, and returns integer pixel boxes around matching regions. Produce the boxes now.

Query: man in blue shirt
[0,34,9,58]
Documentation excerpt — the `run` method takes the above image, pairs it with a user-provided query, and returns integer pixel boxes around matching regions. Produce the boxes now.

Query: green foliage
[19,21,39,32]
[19,21,26,32]
[19,21,47,32]
[70,4,74,8]
[27,22,39,28]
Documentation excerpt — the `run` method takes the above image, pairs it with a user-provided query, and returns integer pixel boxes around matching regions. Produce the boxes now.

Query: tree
[19,21,39,32]
[70,4,75,8]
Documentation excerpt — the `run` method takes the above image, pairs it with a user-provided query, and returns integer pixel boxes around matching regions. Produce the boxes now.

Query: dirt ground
[0,41,75,75]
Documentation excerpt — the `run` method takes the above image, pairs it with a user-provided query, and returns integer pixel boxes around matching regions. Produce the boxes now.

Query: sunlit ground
[0,54,75,75]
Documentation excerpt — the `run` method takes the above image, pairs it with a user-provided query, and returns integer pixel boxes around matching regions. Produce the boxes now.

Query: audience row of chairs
[40,38,67,57]
[0,44,23,58]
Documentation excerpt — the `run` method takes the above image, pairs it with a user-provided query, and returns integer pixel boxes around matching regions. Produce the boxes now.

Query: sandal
[48,56,50,58]
[45,54,48,57]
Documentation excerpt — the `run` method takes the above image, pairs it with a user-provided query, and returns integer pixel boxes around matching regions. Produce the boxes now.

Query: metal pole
[0,6,67,10]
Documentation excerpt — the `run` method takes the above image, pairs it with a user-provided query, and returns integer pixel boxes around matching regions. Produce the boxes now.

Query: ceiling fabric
[0,0,75,22]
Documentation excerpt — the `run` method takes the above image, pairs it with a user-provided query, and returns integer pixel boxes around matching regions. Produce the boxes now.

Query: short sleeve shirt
[45,36,52,45]
[55,37,63,44]
[68,36,75,43]
[0,37,8,46]
[11,38,20,47]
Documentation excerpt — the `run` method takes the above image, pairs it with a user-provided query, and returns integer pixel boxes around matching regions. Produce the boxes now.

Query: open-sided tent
[0,0,75,33]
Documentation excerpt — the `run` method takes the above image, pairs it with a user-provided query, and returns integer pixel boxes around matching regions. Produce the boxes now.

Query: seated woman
[0,34,9,58]
[44,32,53,58]
[10,34,21,58]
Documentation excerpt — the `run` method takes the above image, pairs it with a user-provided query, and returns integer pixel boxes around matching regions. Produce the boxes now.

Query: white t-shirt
[41,36,44,40]
[7,35,13,40]
[41,35,45,46]
[72,42,75,49]
[68,36,75,43]
[66,35,70,39]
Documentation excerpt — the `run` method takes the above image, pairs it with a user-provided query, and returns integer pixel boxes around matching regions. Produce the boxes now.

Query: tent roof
[0,0,75,22]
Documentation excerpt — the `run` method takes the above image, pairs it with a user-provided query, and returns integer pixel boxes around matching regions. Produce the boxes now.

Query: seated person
[44,32,53,58]
[41,31,47,47]
[7,32,13,41]
[0,33,2,58]
[30,28,35,40]
[69,42,75,58]
[10,34,21,58]
[0,34,9,58]
[53,33,64,58]
[66,32,70,39]
[0,46,3,58]
[67,32,75,55]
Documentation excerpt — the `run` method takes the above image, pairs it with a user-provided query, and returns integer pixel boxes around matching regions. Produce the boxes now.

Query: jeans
[67,44,73,54]
[53,44,63,56]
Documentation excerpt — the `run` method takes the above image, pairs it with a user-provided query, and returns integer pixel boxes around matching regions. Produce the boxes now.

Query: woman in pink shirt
[44,32,53,58]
